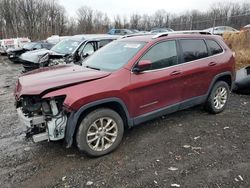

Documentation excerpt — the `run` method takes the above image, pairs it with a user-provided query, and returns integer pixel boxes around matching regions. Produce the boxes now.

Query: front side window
[82,43,95,56]
[140,40,178,70]
[180,39,208,63]
[206,40,223,55]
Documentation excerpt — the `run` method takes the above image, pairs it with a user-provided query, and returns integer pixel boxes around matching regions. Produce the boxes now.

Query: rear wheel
[205,81,230,114]
[76,108,124,157]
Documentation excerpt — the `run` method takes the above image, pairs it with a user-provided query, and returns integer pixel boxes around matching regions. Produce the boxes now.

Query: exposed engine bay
[16,95,67,142]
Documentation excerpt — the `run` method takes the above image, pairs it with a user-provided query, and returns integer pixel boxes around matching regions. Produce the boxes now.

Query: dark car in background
[107,29,134,35]
[203,26,239,35]
[20,34,120,72]
[7,42,54,63]
[150,28,174,33]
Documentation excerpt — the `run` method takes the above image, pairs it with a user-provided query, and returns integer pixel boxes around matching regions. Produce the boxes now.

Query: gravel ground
[0,56,250,188]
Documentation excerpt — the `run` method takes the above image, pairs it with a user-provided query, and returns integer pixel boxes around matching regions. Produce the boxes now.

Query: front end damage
[16,95,68,143]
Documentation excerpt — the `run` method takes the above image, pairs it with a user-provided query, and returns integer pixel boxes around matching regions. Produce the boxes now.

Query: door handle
[208,62,217,66]
[170,70,181,76]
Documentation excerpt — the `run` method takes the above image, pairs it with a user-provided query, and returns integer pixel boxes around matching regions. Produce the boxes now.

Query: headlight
[38,53,49,64]
[22,96,42,113]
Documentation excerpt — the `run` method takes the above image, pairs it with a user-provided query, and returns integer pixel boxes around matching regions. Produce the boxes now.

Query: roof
[120,31,217,43]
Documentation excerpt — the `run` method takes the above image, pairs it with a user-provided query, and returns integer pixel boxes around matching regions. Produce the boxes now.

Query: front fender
[64,97,132,148]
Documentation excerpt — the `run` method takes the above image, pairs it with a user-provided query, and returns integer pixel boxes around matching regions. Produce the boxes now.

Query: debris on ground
[86,181,93,186]
[168,167,178,171]
[183,145,191,148]
[194,136,201,140]
[62,176,66,181]
[171,183,181,187]
[24,147,31,152]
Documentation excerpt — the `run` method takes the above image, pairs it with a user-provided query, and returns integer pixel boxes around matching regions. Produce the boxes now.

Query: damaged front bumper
[17,99,67,143]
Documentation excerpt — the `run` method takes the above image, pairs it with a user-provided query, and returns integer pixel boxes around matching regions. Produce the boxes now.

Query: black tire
[205,81,230,114]
[76,108,124,157]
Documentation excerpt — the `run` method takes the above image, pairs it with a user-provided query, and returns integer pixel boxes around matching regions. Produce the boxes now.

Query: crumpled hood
[19,49,64,63]
[15,64,111,99]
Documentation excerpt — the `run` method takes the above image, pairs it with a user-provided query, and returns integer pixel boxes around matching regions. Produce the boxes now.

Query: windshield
[51,39,81,54]
[83,41,146,72]
[23,42,36,50]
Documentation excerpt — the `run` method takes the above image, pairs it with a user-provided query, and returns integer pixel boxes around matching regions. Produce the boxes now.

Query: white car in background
[243,24,250,30]
[46,35,70,44]
[204,26,239,35]
[0,37,31,55]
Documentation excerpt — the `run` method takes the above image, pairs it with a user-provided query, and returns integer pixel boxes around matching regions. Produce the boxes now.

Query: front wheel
[205,81,230,114]
[76,108,124,157]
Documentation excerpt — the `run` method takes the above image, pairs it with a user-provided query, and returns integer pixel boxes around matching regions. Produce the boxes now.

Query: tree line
[0,0,249,40]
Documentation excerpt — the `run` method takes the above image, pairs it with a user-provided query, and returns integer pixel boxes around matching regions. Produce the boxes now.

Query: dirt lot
[0,56,250,188]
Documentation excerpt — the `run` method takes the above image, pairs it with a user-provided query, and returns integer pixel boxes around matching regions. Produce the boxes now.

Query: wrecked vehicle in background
[7,42,54,63]
[203,26,239,35]
[0,38,30,55]
[20,34,120,72]
[0,38,15,55]
[233,66,250,94]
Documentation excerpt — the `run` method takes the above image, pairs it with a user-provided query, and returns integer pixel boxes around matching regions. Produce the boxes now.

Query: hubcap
[213,87,227,110]
[86,117,118,151]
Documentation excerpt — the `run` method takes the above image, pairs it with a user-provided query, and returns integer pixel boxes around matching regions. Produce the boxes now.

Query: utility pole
[212,16,216,34]
[190,16,193,30]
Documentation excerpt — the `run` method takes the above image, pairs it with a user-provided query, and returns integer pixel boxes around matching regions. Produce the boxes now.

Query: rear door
[178,39,214,104]
[130,40,183,117]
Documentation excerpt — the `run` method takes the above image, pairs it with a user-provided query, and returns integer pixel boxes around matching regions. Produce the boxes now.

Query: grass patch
[223,30,250,70]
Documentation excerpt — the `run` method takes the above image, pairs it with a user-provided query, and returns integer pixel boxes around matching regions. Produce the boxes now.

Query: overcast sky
[59,0,246,18]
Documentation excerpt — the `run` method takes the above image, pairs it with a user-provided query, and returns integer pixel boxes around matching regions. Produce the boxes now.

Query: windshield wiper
[85,65,100,71]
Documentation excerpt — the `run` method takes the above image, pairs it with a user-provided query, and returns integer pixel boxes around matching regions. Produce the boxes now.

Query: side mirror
[133,60,152,73]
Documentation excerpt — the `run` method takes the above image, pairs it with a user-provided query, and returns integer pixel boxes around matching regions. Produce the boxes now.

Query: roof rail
[121,32,152,39]
[152,30,211,39]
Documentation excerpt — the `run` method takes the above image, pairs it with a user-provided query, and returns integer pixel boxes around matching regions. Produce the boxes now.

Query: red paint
[15,34,235,119]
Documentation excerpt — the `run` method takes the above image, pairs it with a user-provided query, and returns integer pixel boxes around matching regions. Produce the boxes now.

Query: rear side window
[140,40,178,70]
[180,39,208,63]
[206,40,223,55]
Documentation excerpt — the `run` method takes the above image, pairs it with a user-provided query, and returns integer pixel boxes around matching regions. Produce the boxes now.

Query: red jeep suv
[15,32,235,156]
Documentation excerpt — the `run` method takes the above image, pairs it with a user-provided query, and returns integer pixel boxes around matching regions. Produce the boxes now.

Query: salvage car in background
[0,39,15,55]
[204,26,239,35]
[107,29,134,35]
[0,37,30,55]
[7,41,54,63]
[150,28,174,33]
[20,34,120,72]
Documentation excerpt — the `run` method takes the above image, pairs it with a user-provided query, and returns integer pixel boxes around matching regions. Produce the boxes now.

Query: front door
[129,40,183,118]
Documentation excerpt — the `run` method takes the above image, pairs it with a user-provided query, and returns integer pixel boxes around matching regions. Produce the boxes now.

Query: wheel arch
[207,72,233,97]
[65,97,132,148]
